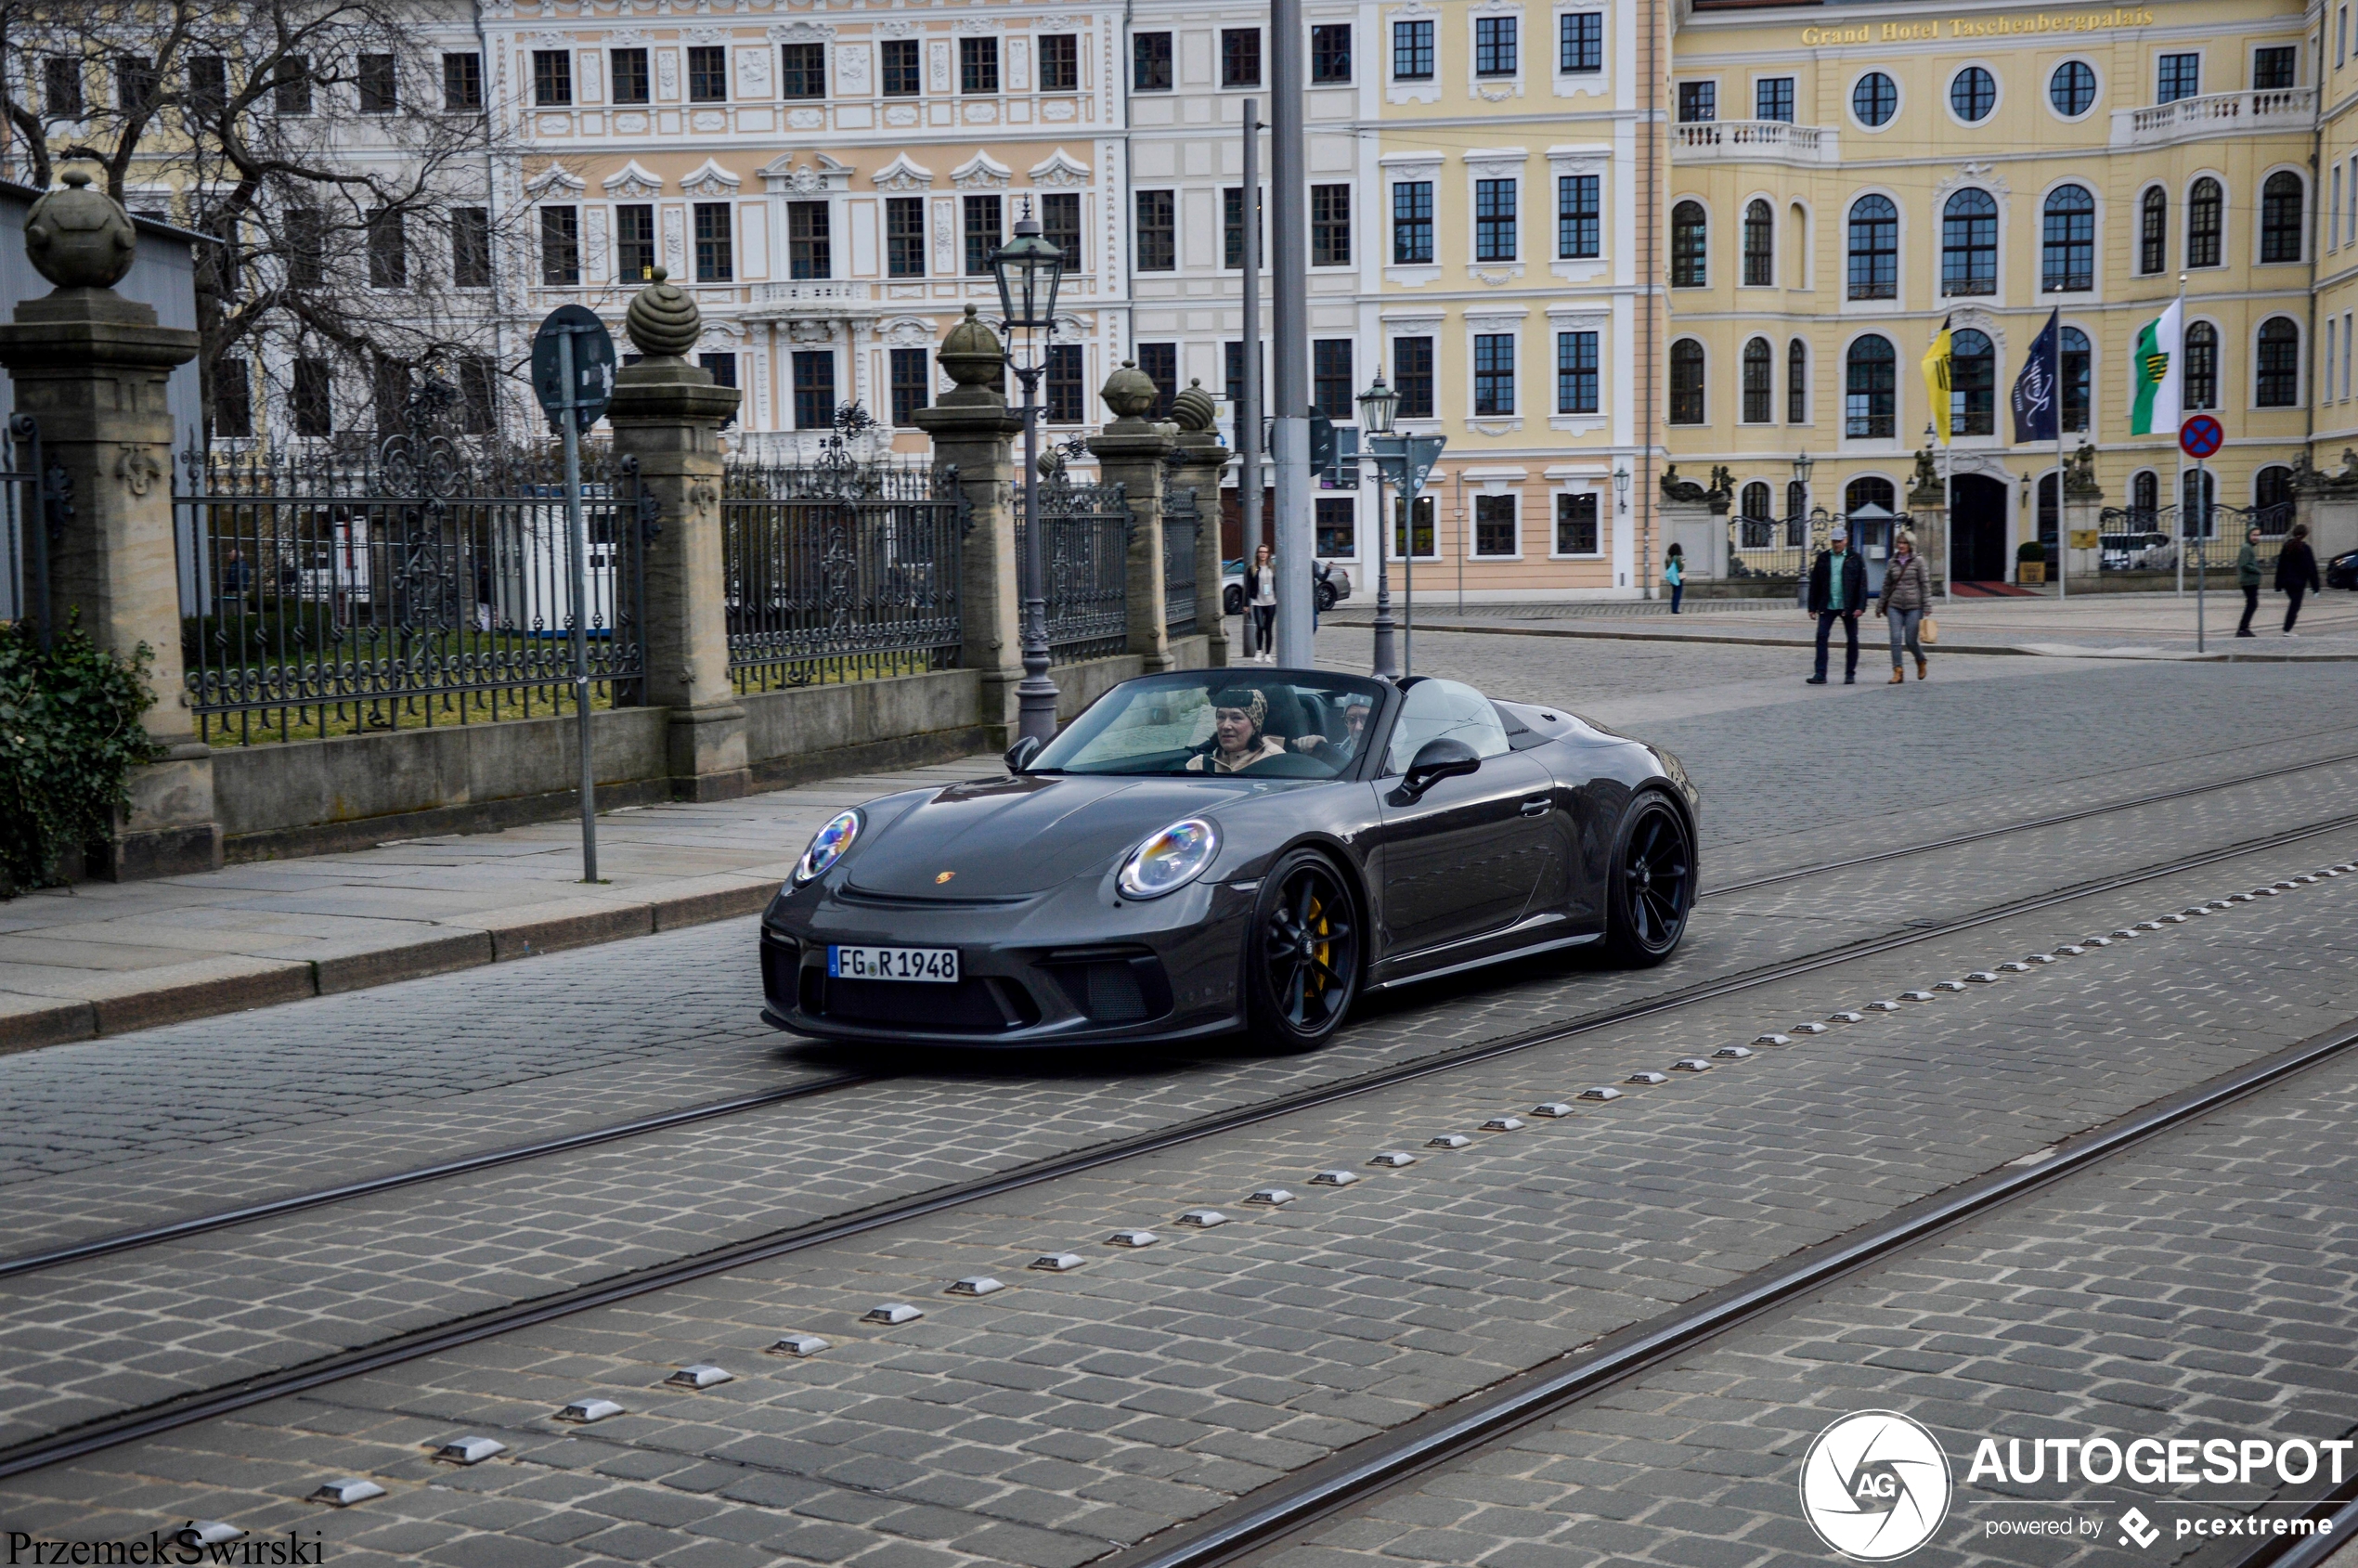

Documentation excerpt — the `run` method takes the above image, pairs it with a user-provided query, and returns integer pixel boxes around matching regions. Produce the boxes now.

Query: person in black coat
[2276,523,2323,636]
[1804,527,1871,684]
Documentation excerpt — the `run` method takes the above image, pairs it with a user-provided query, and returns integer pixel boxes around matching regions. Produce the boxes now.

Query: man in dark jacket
[2276,523,2323,636]
[1804,526,1870,684]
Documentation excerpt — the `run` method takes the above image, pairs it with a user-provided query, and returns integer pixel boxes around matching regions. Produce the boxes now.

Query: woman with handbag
[1878,531,1933,683]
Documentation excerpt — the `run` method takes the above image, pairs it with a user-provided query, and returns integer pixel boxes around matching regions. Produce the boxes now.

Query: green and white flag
[2131,300,2183,436]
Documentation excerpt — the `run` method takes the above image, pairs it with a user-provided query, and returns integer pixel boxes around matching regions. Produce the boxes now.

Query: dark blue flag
[2012,309,2060,444]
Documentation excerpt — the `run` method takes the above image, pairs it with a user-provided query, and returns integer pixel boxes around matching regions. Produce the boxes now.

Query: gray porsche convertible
[759,667,1699,1051]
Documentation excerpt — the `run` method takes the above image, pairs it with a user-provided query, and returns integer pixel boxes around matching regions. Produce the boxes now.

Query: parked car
[1222,559,1353,616]
[2099,531,2178,572]
[2327,548,2358,590]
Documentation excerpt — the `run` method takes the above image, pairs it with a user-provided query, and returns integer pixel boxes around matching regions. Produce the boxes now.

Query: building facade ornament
[602,160,665,197]
[1028,149,1092,187]
[952,151,1014,188]
[680,158,744,197]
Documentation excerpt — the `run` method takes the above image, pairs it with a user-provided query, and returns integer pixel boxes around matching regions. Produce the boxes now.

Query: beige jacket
[1880,551,1932,614]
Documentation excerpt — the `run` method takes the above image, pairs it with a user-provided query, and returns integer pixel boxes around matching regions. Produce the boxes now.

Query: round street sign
[531,305,616,433]
[2179,414,2223,460]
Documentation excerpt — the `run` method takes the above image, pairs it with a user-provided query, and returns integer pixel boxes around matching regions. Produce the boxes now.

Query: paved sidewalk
[0,758,1002,1051]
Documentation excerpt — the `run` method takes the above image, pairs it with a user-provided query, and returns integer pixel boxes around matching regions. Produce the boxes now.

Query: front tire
[1603,794,1692,966]
[1244,849,1363,1049]
[1224,585,1245,616]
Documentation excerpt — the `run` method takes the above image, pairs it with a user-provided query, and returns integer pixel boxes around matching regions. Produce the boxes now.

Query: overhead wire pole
[1239,99,1263,658]
[1270,0,1315,668]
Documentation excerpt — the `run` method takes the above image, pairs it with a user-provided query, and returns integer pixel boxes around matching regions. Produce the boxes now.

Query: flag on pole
[2012,309,2060,445]
[2131,300,2183,435]
[1921,317,1954,444]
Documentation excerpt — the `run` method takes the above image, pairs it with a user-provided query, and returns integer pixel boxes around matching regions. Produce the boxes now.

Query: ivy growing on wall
[0,618,161,897]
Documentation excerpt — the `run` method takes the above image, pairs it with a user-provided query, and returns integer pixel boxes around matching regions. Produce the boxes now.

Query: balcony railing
[748,280,875,305]
[2111,87,2314,147]
[1670,119,1838,163]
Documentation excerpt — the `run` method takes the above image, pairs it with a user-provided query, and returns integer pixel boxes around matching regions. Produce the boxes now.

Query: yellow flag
[1921,316,1953,445]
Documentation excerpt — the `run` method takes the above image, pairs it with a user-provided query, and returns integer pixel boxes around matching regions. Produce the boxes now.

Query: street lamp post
[989,202,1066,745]
[1355,373,1401,679]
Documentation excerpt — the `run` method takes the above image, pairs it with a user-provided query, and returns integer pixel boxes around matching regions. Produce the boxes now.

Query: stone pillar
[1167,380,1232,667]
[0,173,214,877]
[607,268,748,800]
[913,306,1025,743]
[1906,461,1950,593]
[2060,443,2104,590]
[1088,361,1176,674]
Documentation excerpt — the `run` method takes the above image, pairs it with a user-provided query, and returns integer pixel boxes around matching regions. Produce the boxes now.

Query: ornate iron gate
[1022,469,1132,664]
[0,417,66,648]
[1162,484,1200,637]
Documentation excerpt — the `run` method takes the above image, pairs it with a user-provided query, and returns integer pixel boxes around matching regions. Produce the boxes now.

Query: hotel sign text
[1801,7,2154,44]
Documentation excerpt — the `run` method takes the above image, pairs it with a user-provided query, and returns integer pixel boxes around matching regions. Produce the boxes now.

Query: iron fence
[720,457,965,693]
[2097,504,2292,576]
[1727,513,1810,580]
[0,417,64,646]
[175,436,649,745]
[1020,473,1132,663]
[1163,484,1200,636]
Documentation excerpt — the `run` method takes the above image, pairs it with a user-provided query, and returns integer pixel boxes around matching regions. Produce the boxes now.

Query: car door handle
[1520,797,1552,816]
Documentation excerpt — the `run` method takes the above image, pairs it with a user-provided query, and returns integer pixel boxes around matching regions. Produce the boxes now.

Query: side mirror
[1391,737,1481,803]
[1004,734,1044,774]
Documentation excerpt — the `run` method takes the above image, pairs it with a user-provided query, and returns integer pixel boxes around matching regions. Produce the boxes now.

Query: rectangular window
[615,205,655,283]
[1474,494,1520,557]
[366,210,406,289]
[1475,16,1517,76]
[1137,343,1179,418]
[960,37,999,94]
[1134,32,1173,90]
[539,206,579,284]
[1312,24,1354,83]
[2337,165,2346,251]
[882,39,921,96]
[694,201,733,281]
[1473,333,1514,415]
[1040,34,1079,91]
[890,347,931,426]
[1394,494,1436,560]
[2157,52,2200,102]
[1788,342,1807,424]
[2252,45,2297,88]
[1041,192,1081,269]
[1395,336,1434,418]
[1316,498,1356,557]
[699,353,738,391]
[533,50,571,107]
[887,198,926,278]
[1134,189,1175,271]
[1475,178,1517,262]
[1560,13,1602,72]
[440,54,484,113]
[293,358,333,437]
[1222,29,1262,88]
[277,55,313,114]
[452,207,492,288]
[688,45,728,101]
[1393,182,1433,265]
[611,48,649,104]
[1225,340,1253,411]
[1678,80,1715,121]
[1046,343,1087,422]
[1313,340,1354,418]
[792,351,836,429]
[780,43,825,98]
[1224,188,1263,269]
[214,356,253,439]
[1312,185,1351,266]
[1557,175,1599,259]
[287,207,326,289]
[1755,75,1794,121]
[45,58,82,119]
[965,194,1003,275]
[788,201,831,279]
[116,55,158,111]
[1393,19,1434,80]
[458,357,498,434]
[357,53,397,113]
[1556,330,1598,413]
[1555,493,1600,555]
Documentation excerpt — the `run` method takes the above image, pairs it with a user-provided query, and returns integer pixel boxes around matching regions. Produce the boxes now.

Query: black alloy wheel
[1604,794,1692,966]
[1246,849,1363,1048]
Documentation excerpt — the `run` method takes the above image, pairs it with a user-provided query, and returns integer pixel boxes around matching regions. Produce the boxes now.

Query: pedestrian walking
[1665,543,1685,614]
[1246,543,1277,663]
[1804,525,1868,685]
[1877,530,1933,682]
[2235,526,2263,637]
[2277,523,2322,636]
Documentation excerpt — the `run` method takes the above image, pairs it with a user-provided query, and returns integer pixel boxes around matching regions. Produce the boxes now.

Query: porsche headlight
[794,809,862,885]
[1118,818,1220,900]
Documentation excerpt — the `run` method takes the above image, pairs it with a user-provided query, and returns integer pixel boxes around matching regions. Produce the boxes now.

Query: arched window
[1950,65,1996,121]
[2184,320,2219,410]
[2131,470,2158,527]
[1845,476,1897,512]
[2138,188,2168,275]
[1787,338,1808,423]
[2256,317,2300,406]
[2187,177,2223,268]
[2254,464,2294,525]
[1740,481,1774,545]
[1846,335,1896,438]
[2261,172,2305,264]
[1942,189,1997,296]
[2042,186,2094,292]
[1951,328,1995,435]
[2049,60,2096,115]
[1742,336,1773,422]
[2062,327,2091,433]
[1786,480,1807,536]
[1671,200,1708,287]
[1743,199,1774,286]
[1741,480,1772,520]
[2182,466,2216,538]
[1847,195,1898,300]
[1852,71,1897,126]
[1669,338,1706,423]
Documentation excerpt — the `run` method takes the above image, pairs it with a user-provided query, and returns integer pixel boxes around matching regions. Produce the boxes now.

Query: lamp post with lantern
[988,201,1066,745]
[1355,373,1401,679]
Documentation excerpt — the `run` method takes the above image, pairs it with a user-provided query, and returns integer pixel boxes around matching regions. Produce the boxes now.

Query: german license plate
[828,945,960,983]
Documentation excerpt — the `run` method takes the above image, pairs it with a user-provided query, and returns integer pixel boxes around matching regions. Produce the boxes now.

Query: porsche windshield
[1029,673,1390,778]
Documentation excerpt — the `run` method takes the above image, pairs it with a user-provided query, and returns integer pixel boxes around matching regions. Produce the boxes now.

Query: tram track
[2,801,2353,1484]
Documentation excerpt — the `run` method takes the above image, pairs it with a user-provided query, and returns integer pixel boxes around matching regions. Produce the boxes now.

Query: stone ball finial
[938,304,1007,395]
[1171,378,1217,434]
[625,266,701,359]
[1101,359,1159,422]
[25,169,137,291]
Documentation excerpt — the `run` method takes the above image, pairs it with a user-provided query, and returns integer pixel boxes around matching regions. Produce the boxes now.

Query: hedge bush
[2016,539,2047,564]
[0,618,161,897]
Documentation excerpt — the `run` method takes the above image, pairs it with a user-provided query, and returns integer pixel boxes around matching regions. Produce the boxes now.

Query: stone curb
[0,877,781,1056]
[1392,619,2358,662]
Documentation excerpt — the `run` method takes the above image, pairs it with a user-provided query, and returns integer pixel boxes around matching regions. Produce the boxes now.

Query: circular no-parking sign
[2179,414,2223,460]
